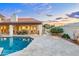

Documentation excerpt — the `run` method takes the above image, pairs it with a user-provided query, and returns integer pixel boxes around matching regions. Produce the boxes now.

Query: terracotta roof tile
[0,18,42,24]
[18,18,41,23]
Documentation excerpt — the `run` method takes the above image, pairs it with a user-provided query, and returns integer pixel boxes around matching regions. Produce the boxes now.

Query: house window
[22,26,26,30]
[0,25,9,35]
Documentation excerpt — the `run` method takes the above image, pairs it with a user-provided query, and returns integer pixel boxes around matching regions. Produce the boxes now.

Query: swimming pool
[0,36,33,56]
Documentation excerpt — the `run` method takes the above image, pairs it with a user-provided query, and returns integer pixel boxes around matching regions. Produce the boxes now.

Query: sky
[0,3,79,21]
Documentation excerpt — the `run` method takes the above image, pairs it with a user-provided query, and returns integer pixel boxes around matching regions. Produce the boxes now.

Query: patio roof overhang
[0,21,42,25]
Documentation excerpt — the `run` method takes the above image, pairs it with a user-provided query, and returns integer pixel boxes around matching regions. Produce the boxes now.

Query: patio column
[9,25,13,47]
[9,13,17,47]
[38,25,42,35]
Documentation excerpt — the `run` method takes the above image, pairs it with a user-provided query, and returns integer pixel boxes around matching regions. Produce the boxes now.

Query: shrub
[50,25,55,28]
[50,27,64,33]
[43,24,51,29]
[62,33,70,39]
[50,27,64,36]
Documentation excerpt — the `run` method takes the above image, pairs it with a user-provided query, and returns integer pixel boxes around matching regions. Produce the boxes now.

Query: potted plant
[17,30,28,35]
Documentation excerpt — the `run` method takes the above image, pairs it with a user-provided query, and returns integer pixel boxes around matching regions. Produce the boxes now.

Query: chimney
[11,13,18,22]
[16,15,18,22]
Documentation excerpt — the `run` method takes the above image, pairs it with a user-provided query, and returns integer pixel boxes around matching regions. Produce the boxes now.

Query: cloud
[33,3,53,15]
[47,5,53,10]
[55,17,63,20]
[46,14,53,17]
[15,9,22,13]
[55,16,68,21]
[23,3,38,6]
[22,3,53,15]
[67,11,79,18]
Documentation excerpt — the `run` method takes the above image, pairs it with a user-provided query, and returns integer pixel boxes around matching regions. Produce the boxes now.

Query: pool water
[0,37,33,56]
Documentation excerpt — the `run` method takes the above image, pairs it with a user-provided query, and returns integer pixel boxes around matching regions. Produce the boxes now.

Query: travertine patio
[8,35,79,56]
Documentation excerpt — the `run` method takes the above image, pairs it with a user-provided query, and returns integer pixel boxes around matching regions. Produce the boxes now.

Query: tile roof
[0,18,42,24]
[18,18,41,23]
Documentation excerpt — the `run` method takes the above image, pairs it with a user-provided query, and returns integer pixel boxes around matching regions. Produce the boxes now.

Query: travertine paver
[8,35,79,56]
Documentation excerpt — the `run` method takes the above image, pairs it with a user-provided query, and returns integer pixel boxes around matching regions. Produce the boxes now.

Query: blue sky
[0,3,79,21]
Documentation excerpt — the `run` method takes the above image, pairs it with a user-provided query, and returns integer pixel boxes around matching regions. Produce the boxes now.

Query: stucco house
[0,14,42,36]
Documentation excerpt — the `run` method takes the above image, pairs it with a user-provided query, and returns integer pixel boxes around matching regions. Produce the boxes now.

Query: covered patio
[0,18,42,35]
